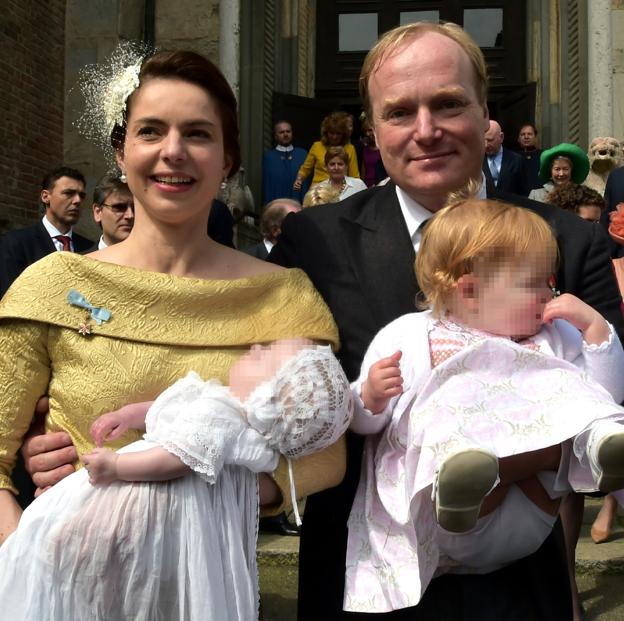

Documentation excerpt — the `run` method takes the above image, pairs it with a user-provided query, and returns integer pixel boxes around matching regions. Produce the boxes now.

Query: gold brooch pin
[78,321,92,336]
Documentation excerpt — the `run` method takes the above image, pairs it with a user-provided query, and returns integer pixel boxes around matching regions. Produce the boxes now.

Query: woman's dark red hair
[111,50,241,177]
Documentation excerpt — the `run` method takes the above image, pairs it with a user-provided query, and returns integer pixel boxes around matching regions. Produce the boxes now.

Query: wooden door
[315,0,528,114]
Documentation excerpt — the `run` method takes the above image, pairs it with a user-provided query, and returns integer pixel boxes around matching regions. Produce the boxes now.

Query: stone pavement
[576,499,624,620]
[258,499,624,620]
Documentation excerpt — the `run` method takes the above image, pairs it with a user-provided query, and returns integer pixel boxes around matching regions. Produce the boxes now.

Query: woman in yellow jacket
[294,112,360,190]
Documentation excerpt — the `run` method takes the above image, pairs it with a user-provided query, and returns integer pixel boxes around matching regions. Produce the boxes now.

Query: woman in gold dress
[0,48,345,617]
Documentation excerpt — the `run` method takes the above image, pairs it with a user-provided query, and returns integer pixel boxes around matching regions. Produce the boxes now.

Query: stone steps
[577,499,624,575]
[258,499,624,620]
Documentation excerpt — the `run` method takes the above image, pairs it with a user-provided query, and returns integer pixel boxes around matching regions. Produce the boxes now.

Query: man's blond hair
[359,22,488,122]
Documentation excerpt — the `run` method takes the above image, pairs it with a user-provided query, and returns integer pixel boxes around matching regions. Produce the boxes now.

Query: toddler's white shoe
[435,448,499,533]
[587,421,624,493]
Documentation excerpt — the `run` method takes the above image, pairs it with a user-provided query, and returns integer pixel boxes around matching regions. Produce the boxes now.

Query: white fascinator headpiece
[75,40,152,161]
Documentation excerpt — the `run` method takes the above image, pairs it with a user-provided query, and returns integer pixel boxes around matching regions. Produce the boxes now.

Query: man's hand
[82,448,119,485]
[360,350,403,414]
[543,293,610,345]
[21,397,76,497]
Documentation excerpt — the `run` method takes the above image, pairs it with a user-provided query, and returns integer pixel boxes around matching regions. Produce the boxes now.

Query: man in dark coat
[482,120,528,196]
[603,166,624,258]
[244,198,301,260]
[517,122,544,192]
[0,166,93,298]
[270,22,622,621]
[0,166,92,508]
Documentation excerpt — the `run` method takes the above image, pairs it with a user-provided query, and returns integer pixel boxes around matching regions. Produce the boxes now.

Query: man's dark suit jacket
[243,241,269,260]
[270,181,623,621]
[0,221,93,298]
[603,166,624,258]
[0,220,92,508]
[605,166,624,211]
[483,147,529,196]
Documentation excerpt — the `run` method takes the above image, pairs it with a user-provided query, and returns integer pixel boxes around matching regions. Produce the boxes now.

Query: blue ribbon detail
[67,289,112,325]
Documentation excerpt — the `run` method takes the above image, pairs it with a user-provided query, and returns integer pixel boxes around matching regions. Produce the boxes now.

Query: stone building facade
[1,1,624,235]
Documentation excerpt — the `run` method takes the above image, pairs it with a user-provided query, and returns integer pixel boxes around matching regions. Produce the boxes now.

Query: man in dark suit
[86,173,134,252]
[483,120,528,196]
[244,198,301,260]
[0,166,92,508]
[0,166,93,298]
[517,122,544,192]
[603,166,624,258]
[605,166,624,212]
[270,22,622,621]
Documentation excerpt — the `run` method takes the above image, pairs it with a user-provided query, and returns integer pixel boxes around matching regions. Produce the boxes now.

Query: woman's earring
[120,172,127,183]
[220,178,227,190]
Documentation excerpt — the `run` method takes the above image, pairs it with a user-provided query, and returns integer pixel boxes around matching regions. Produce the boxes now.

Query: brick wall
[0,0,66,233]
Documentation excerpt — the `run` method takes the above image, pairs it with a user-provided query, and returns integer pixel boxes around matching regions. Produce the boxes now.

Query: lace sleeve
[244,346,353,459]
[144,372,278,483]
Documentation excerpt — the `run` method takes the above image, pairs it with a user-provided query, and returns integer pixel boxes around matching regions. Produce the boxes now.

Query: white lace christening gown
[0,347,351,621]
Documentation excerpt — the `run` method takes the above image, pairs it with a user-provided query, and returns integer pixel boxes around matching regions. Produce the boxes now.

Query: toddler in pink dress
[344,198,624,613]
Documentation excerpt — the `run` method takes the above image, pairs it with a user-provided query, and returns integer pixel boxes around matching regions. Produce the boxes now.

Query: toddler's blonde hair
[303,184,342,208]
[416,198,558,316]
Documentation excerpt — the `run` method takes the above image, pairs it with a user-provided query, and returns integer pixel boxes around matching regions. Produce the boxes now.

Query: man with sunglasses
[89,173,134,250]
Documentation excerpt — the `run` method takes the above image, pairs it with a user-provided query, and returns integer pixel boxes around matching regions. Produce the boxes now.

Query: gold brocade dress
[0,252,343,620]
[0,252,341,495]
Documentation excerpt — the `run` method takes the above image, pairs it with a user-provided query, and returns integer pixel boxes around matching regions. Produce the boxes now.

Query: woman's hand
[82,448,119,485]
[542,293,610,345]
[293,177,303,191]
[360,350,403,414]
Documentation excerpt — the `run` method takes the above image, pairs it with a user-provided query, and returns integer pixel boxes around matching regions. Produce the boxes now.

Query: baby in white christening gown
[0,338,352,621]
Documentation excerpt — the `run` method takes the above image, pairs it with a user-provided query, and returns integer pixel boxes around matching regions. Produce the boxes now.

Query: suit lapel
[482,158,493,184]
[339,183,420,327]
[500,148,513,186]
[35,221,57,256]
[483,158,499,195]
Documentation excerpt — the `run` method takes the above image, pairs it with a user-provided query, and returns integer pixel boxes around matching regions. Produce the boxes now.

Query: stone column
[219,0,240,99]
[587,0,613,138]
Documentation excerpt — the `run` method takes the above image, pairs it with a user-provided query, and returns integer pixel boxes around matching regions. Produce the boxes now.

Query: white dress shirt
[41,215,75,252]
[487,148,503,186]
[395,174,488,252]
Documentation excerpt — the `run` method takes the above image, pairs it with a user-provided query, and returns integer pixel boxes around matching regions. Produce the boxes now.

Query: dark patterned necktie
[54,235,72,251]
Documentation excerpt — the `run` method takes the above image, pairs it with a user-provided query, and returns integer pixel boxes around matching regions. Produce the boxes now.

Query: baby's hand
[90,401,152,447]
[361,351,403,414]
[90,410,130,448]
[82,448,119,485]
[542,293,610,345]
